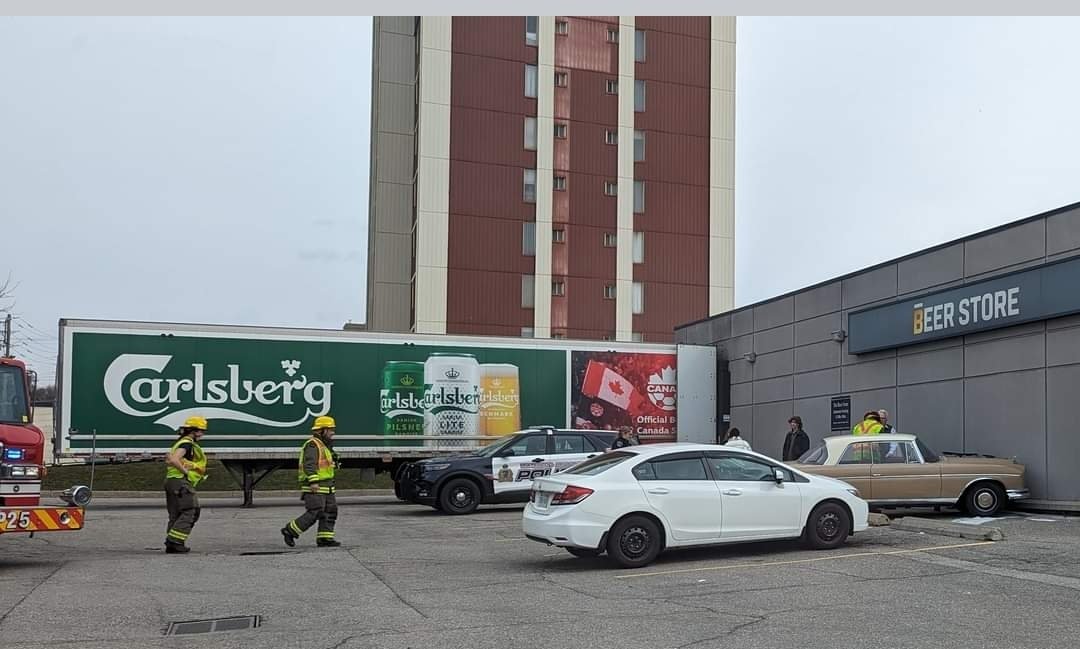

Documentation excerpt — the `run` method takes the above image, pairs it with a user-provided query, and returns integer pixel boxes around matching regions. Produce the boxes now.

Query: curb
[47,489,397,499]
[892,516,1004,541]
[867,512,891,527]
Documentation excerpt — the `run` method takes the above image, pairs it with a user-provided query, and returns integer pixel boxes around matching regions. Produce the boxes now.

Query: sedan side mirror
[774,468,785,485]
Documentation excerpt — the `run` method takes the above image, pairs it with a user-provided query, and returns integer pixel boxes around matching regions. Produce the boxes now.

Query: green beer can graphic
[380,361,425,447]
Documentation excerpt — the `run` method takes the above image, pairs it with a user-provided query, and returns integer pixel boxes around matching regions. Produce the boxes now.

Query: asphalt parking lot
[3,497,1080,649]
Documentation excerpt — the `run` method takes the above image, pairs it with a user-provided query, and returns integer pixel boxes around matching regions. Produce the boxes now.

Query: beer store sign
[848,254,1080,354]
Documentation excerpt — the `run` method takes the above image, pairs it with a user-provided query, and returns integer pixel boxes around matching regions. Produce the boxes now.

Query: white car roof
[616,442,758,457]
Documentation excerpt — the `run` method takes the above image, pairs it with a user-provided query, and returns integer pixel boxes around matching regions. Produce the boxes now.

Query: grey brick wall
[677,203,1080,502]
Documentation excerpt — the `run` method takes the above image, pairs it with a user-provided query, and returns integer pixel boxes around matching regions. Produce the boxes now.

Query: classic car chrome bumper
[1007,488,1030,501]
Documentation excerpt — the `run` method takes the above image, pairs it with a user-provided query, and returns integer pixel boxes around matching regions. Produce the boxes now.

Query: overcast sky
[3,16,1080,384]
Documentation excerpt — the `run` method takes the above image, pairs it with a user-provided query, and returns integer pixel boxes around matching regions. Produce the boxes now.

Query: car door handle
[871,473,882,477]
[722,489,743,496]
[647,487,670,495]
[587,454,596,459]
[532,458,546,463]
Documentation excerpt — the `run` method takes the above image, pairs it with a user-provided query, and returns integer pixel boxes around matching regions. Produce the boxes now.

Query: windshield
[474,434,522,458]
[798,444,828,465]
[563,451,635,476]
[0,364,30,424]
[916,438,941,463]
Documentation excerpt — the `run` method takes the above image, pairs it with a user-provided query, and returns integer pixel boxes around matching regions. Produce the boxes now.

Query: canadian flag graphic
[581,360,645,412]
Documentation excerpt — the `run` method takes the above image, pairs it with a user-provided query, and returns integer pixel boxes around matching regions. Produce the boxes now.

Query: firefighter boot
[281,527,297,548]
[316,538,342,548]
[165,541,191,554]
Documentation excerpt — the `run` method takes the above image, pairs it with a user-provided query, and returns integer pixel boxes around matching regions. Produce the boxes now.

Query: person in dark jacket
[782,416,810,461]
[610,429,633,450]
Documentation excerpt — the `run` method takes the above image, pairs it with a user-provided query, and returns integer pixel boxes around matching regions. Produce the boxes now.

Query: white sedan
[523,443,869,568]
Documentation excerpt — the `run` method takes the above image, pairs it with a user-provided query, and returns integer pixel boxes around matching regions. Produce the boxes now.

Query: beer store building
[676,200,1080,509]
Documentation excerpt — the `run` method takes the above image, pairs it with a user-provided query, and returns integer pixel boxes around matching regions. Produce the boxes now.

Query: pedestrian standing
[852,411,884,435]
[164,416,209,554]
[782,416,811,461]
[878,409,895,434]
[723,427,752,451]
[282,416,342,548]
[610,429,633,450]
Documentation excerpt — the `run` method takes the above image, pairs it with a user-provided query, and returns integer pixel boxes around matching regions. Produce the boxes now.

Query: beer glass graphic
[480,363,521,437]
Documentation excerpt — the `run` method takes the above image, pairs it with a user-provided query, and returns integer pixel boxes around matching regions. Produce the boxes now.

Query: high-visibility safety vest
[852,420,884,436]
[165,436,208,486]
[298,436,336,493]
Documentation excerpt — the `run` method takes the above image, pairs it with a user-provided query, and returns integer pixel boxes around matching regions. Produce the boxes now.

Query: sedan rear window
[799,444,828,465]
[563,451,634,476]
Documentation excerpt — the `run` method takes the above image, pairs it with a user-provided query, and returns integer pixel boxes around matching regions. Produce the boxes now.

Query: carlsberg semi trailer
[55,319,717,503]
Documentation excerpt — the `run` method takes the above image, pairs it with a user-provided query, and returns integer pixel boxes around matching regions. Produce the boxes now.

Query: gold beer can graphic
[480,363,521,437]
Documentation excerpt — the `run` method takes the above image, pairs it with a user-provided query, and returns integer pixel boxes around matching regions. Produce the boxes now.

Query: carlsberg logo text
[104,354,333,429]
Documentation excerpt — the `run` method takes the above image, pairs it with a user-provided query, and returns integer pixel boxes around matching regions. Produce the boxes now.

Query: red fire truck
[0,357,84,535]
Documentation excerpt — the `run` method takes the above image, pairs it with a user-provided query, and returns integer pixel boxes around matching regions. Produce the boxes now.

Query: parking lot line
[614,540,997,579]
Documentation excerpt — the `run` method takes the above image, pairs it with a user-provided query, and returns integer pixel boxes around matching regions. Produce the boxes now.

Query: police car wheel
[439,478,481,515]
[566,547,601,558]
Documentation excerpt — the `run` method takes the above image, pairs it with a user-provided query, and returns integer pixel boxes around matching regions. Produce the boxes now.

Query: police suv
[394,427,619,515]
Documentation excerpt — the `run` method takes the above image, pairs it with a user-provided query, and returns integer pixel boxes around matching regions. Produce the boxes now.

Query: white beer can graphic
[423,353,481,449]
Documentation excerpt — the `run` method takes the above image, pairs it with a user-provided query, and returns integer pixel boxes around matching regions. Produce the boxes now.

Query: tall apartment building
[367,16,735,342]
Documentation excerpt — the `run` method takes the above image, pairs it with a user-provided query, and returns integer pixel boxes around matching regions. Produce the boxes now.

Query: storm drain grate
[166,615,261,635]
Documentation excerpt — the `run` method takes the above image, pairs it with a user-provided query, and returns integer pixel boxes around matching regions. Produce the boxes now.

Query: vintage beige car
[791,433,1028,516]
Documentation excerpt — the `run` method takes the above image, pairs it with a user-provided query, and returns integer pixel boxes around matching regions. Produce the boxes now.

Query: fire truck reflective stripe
[69,508,84,529]
[32,509,60,530]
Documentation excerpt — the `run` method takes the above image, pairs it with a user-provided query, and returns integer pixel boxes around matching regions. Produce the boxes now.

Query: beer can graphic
[480,363,521,437]
[423,353,481,449]
[380,361,425,448]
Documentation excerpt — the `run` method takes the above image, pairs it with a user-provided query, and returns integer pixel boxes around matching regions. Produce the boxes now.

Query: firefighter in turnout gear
[164,416,209,553]
[281,416,341,548]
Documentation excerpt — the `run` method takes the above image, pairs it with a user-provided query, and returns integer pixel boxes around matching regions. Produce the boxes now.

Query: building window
[604,181,617,196]
[521,327,535,338]
[634,130,645,161]
[632,282,644,314]
[552,227,566,243]
[522,221,536,256]
[633,180,645,213]
[605,79,618,94]
[603,284,616,299]
[603,232,617,248]
[552,332,567,339]
[525,64,538,98]
[607,27,619,43]
[524,117,538,151]
[633,231,644,263]
[554,175,567,191]
[635,29,646,62]
[554,71,569,87]
[522,275,535,309]
[631,332,644,342]
[554,123,568,138]
[634,79,646,112]
[605,130,618,145]
[525,16,538,46]
[555,20,569,35]
[552,280,565,297]
[523,169,537,203]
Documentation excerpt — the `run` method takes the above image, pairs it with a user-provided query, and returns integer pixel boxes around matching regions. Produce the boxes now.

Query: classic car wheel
[963,482,1006,516]
[805,502,851,550]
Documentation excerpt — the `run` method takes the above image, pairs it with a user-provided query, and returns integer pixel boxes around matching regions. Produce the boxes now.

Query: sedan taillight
[552,485,593,505]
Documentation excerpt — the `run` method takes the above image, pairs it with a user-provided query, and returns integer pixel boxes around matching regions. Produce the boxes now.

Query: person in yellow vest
[164,416,209,554]
[852,411,884,436]
[281,415,341,548]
